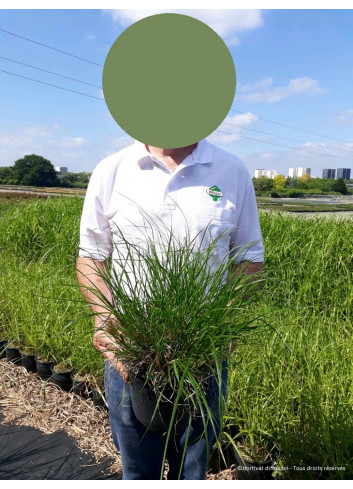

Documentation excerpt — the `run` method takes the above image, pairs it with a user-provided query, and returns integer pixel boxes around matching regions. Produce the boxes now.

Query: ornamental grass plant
[81,212,265,476]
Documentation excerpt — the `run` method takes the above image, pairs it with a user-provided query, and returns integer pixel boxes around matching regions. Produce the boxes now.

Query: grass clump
[224,211,353,478]
[0,196,83,270]
[89,217,263,385]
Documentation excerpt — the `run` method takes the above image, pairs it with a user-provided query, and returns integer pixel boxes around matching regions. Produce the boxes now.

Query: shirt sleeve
[78,167,113,261]
[229,179,264,264]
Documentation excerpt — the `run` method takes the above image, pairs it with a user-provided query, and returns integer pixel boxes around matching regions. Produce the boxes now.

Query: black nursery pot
[72,375,91,399]
[129,375,191,434]
[231,447,274,480]
[50,367,74,392]
[21,352,37,373]
[6,347,22,365]
[0,340,7,359]
[36,358,55,380]
[91,388,107,410]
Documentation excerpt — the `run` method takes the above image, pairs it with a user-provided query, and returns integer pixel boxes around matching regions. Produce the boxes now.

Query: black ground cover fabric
[0,413,120,480]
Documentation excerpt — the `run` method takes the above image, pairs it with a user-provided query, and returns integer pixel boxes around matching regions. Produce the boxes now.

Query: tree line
[0,154,350,195]
[253,174,350,195]
[0,154,91,189]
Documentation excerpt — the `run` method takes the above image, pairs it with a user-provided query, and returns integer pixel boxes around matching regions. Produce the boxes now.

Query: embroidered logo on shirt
[206,185,223,202]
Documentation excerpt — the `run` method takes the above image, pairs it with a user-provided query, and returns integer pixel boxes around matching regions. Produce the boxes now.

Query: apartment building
[337,168,351,180]
[322,169,336,179]
[254,169,279,179]
[288,167,311,178]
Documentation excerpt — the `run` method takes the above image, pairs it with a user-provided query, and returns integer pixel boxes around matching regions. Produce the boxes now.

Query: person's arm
[76,256,129,381]
[77,158,129,380]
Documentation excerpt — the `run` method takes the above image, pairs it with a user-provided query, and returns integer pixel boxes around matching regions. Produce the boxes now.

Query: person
[76,138,264,480]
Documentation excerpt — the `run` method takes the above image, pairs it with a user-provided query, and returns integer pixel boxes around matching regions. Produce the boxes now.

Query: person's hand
[93,315,129,382]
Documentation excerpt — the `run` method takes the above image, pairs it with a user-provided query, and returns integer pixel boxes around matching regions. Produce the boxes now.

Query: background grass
[0,195,352,478]
[226,212,353,478]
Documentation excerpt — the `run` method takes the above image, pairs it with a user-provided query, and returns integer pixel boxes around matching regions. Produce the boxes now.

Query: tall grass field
[0,195,352,479]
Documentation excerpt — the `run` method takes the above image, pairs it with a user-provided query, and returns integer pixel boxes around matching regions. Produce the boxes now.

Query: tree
[13,154,60,187]
[0,166,15,184]
[273,174,286,189]
[331,178,348,195]
[296,173,311,189]
[298,173,311,184]
[60,171,91,188]
[252,176,274,191]
[285,177,297,188]
[307,177,324,190]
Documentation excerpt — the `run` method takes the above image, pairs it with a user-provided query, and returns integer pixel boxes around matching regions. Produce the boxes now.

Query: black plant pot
[6,347,22,365]
[21,352,37,373]
[231,447,274,480]
[91,388,107,410]
[130,375,191,434]
[72,374,91,399]
[50,367,74,392]
[209,439,237,474]
[36,358,55,380]
[0,340,7,359]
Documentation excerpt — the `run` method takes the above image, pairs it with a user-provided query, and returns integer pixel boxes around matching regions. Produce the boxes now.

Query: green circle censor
[103,13,236,148]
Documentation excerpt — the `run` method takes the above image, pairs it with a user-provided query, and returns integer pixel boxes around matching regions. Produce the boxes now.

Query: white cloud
[0,124,52,148]
[111,135,134,147]
[84,34,96,41]
[238,76,324,103]
[303,141,326,148]
[208,111,259,143]
[0,133,32,148]
[259,152,275,160]
[239,78,273,93]
[0,124,91,169]
[103,9,263,45]
[22,124,52,139]
[61,137,86,146]
[335,109,353,124]
[0,123,132,172]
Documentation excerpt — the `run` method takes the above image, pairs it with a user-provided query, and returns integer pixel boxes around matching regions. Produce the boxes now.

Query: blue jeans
[104,361,228,480]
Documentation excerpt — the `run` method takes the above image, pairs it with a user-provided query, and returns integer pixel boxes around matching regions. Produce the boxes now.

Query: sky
[0,8,353,177]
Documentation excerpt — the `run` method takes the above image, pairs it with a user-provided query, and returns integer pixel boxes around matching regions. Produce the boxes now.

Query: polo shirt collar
[134,139,212,166]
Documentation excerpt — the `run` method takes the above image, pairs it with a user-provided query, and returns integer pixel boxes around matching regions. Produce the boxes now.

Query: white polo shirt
[79,139,264,272]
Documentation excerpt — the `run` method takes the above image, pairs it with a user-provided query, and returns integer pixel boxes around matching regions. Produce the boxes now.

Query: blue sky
[0,8,352,177]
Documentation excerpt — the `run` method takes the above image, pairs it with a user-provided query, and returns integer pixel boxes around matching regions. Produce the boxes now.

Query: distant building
[267,170,279,179]
[289,167,311,178]
[336,168,351,180]
[254,169,279,179]
[322,169,336,179]
[55,166,68,173]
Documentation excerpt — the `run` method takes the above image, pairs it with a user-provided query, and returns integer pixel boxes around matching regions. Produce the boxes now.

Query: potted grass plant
[90,375,107,410]
[5,345,22,365]
[82,214,264,475]
[20,346,37,373]
[51,360,75,392]
[0,338,7,359]
[35,354,56,380]
[71,368,92,399]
